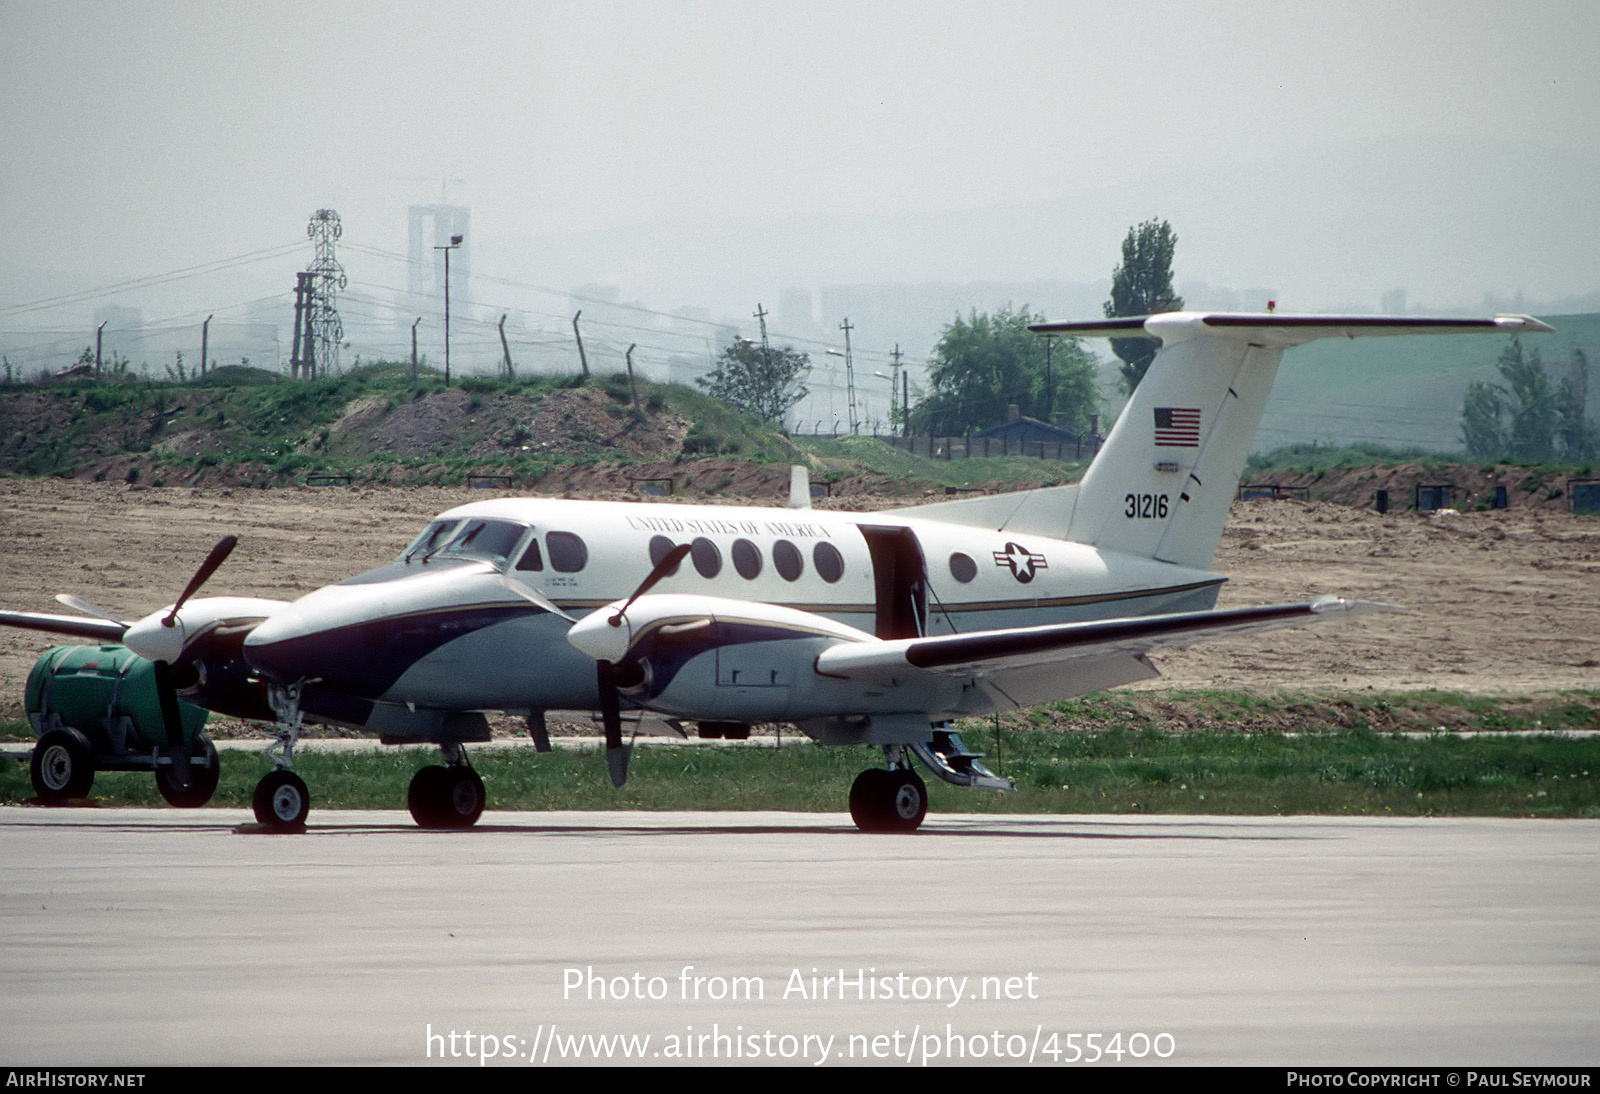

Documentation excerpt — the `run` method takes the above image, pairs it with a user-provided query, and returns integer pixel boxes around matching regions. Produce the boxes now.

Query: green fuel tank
[26,644,208,751]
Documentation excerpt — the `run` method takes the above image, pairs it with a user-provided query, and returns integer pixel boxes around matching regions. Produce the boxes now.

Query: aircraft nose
[241,608,315,684]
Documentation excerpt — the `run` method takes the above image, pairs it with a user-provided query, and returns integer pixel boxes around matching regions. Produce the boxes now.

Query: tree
[698,339,810,426]
[1459,339,1594,462]
[910,305,1099,435]
[1103,219,1184,392]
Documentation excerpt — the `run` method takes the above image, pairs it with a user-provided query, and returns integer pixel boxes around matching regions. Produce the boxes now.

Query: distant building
[973,410,1095,449]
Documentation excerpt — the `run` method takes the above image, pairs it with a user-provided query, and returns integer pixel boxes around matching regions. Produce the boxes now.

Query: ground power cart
[26,644,218,807]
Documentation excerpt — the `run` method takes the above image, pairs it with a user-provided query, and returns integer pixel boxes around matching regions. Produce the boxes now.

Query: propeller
[164,535,237,627]
[102,535,236,790]
[609,543,690,627]
[590,542,691,788]
[54,594,129,627]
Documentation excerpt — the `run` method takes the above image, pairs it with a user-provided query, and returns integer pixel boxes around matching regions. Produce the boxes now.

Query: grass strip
[4,728,1596,818]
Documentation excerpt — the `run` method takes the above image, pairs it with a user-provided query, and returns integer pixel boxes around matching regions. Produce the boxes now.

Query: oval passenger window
[546,531,589,573]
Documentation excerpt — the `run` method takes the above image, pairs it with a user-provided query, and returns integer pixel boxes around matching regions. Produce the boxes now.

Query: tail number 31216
[1125,493,1169,519]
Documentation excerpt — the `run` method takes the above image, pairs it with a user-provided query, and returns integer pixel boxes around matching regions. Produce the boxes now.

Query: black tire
[155,736,220,808]
[407,765,450,828]
[252,769,310,831]
[439,766,486,829]
[883,769,928,833]
[410,765,485,829]
[30,727,95,803]
[848,768,893,832]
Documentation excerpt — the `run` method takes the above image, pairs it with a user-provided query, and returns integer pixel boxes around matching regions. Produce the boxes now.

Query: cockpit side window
[515,539,544,572]
[436,519,528,566]
[403,519,459,561]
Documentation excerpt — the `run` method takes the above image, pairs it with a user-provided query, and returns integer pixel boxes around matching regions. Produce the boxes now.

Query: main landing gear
[407,745,486,830]
[848,730,1017,833]
[849,751,929,834]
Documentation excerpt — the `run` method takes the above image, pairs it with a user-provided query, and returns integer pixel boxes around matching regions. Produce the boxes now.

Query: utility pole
[498,313,514,380]
[840,317,858,434]
[1043,334,1054,422]
[200,314,213,379]
[411,317,422,383]
[290,272,313,380]
[571,310,590,379]
[625,343,640,412]
[94,321,106,379]
[434,233,462,386]
[889,343,903,435]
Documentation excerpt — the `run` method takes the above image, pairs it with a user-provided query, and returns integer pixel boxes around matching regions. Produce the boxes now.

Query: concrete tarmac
[1,807,1596,1067]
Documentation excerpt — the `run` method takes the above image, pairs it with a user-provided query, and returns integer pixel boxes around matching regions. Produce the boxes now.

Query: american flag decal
[1154,407,1201,447]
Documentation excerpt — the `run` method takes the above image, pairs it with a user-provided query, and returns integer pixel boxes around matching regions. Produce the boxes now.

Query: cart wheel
[30,727,95,803]
[155,736,220,808]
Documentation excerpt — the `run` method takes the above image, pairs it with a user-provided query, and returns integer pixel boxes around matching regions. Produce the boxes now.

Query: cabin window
[813,541,844,583]
[690,537,721,578]
[546,531,589,573]
[949,552,977,583]
[773,539,803,582]
[648,535,682,573]
[732,539,762,580]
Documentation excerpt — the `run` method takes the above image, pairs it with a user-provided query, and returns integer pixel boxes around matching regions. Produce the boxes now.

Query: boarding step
[910,729,1014,792]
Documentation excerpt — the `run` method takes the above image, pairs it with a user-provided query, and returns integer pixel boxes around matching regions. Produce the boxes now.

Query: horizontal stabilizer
[1030,312,1553,346]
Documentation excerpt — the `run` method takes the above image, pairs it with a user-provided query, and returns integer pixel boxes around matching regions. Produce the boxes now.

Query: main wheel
[30,727,95,803]
[883,769,928,833]
[409,765,485,829]
[439,766,486,829]
[849,768,893,832]
[407,765,449,828]
[155,736,220,808]
[252,769,310,831]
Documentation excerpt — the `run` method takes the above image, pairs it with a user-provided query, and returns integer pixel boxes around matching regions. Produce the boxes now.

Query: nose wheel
[408,764,486,829]
[252,769,310,831]
[849,766,928,833]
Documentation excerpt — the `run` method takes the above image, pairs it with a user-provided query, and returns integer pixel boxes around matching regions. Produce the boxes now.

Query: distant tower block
[307,209,348,375]
[409,204,471,312]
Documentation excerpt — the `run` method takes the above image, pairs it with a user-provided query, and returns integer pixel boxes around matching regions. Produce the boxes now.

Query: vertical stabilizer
[1028,313,1553,569]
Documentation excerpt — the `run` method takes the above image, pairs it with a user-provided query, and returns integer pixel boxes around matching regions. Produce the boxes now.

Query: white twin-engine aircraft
[2,311,1551,832]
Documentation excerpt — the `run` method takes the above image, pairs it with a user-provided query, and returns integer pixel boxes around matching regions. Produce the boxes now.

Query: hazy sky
[3,0,1598,329]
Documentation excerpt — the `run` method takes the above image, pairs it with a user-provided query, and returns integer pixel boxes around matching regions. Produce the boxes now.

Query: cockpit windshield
[402,518,529,568]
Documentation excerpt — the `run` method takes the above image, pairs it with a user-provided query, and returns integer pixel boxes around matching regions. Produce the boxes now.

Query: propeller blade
[151,659,193,789]
[164,535,238,628]
[54,595,129,627]
[597,659,631,788]
[610,543,691,627]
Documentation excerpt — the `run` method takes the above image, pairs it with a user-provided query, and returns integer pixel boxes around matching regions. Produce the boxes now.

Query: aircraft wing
[0,610,129,643]
[816,596,1394,685]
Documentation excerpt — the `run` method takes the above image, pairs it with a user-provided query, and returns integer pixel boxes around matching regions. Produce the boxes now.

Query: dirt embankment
[1245,461,1586,513]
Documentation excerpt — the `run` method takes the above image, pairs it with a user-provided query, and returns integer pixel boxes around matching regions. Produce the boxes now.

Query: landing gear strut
[849,754,928,833]
[253,681,309,832]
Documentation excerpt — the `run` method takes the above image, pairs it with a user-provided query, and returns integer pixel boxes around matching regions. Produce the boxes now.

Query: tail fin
[1044,313,1551,569]
[895,313,1551,569]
